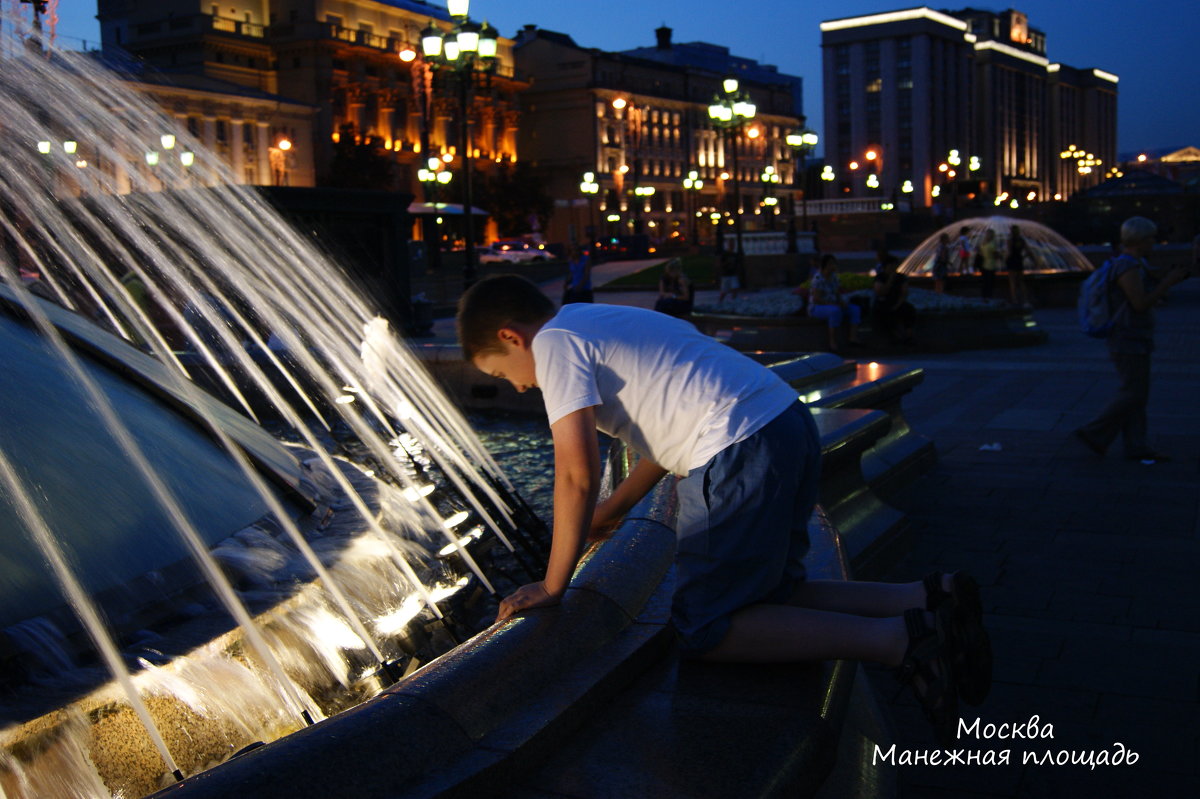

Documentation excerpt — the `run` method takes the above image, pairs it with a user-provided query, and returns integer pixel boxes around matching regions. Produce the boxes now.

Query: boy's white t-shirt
[532,304,799,476]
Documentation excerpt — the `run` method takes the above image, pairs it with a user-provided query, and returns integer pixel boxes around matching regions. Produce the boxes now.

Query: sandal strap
[897,608,960,744]
[897,608,936,683]
[904,606,930,641]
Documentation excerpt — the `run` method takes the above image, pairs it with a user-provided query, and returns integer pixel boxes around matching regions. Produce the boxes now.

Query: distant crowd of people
[932,224,1029,305]
[554,219,1198,365]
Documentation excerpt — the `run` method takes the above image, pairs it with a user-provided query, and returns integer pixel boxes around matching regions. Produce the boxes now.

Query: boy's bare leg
[700,604,908,665]
[788,578,928,618]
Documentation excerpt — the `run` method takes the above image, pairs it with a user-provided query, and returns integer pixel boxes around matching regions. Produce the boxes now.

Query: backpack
[1078,257,1131,338]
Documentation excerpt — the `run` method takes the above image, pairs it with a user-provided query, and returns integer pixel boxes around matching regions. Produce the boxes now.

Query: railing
[804,198,911,215]
[211,16,265,38]
[126,16,516,78]
[134,14,265,39]
[722,230,818,255]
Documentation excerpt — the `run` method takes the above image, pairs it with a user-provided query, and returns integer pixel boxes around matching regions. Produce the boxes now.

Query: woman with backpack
[1074,217,1190,464]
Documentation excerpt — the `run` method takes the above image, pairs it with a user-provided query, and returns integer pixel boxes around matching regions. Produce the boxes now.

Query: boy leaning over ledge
[457,274,992,743]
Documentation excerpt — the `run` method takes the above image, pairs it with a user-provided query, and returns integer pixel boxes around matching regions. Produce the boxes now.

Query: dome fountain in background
[899,216,1096,277]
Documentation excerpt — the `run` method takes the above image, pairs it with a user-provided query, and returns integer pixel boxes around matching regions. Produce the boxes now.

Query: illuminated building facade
[515,25,805,247]
[127,70,317,188]
[96,0,523,203]
[821,7,1117,209]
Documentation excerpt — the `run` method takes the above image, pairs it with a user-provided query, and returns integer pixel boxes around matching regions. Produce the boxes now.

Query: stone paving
[864,281,1200,798]
[429,264,1200,798]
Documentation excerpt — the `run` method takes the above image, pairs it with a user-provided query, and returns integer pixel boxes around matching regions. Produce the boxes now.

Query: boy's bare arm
[589,457,668,539]
[496,406,600,622]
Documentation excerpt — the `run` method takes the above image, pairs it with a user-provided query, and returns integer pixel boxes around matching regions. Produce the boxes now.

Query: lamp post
[682,169,704,246]
[759,165,780,229]
[419,157,453,273]
[420,1,497,287]
[785,127,818,232]
[708,77,756,264]
[1059,144,1099,196]
[863,148,882,200]
[579,170,600,253]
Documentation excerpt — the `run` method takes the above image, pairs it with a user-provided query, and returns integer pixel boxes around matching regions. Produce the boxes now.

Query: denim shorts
[671,401,821,655]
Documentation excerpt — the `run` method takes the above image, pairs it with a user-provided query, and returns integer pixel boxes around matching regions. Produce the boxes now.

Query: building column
[201,117,217,185]
[256,122,271,185]
[381,106,395,147]
[230,119,245,183]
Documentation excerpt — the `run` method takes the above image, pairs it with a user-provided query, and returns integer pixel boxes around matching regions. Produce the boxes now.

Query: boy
[457,275,987,738]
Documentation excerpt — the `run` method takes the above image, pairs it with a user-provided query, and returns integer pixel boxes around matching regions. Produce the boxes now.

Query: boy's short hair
[457,274,556,360]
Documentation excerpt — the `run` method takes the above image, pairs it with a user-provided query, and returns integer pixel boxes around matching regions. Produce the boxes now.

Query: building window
[835,44,850,76]
[866,78,882,93]
[865,40,880,80]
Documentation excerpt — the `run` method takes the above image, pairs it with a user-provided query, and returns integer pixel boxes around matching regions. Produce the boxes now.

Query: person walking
[1074,216,1190,464]
[562,246,593,305]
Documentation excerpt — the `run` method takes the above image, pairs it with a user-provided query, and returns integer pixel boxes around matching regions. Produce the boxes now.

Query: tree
[324,123,399,191]
[478,162,554,238]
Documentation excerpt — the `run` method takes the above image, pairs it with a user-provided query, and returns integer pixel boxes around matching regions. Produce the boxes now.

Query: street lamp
[759,165,781,229]
[682,169,704,245]
[708,76,756,263]
[419,156,454,273]
[938,149,964,214]
[785,127,818,232]
[864,147,882,195]
[420,0,497,286]
[580,171,600,249]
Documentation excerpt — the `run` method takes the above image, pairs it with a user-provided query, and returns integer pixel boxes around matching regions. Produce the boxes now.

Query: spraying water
[0,19,544,799]
[900,216,1096,276]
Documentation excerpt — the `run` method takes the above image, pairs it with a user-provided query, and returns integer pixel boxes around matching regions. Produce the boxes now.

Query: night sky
[45,0,1200,155]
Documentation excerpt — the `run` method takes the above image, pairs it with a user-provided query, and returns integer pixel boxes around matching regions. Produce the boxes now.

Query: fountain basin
[149,469,680,798]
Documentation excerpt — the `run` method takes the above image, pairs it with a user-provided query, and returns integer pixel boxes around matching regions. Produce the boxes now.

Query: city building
[821,6,1117,210]
[95,1,524,243]
[129,68,318,188]
[1120,146,1200,187]
[514,24,807,248]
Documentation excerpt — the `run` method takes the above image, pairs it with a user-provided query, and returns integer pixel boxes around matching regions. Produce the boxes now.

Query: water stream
[0,18,546,798]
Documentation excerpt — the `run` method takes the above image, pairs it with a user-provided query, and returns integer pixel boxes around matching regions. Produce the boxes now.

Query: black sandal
[895,608,958,745]
[925,571,992,706]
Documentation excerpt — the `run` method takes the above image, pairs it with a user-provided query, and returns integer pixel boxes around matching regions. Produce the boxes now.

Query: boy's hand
[496,581,562,622]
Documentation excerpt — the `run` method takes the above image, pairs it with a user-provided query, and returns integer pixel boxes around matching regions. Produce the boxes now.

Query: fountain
[0,20,551,798]
[899,216,1096,277]
[898,216,1097,310]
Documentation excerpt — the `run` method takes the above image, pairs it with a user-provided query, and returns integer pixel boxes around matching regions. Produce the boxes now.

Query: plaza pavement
[428,262,1200,798]
[864,280,1200,798]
